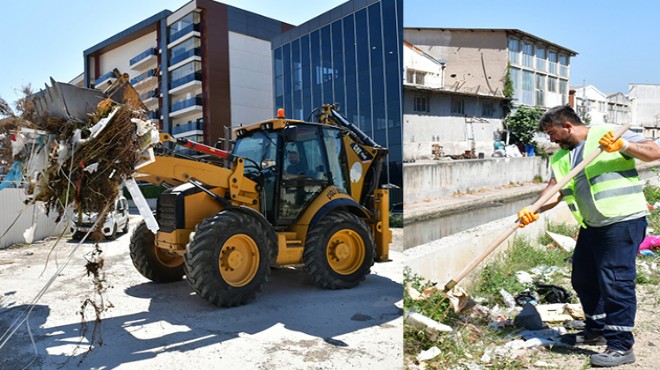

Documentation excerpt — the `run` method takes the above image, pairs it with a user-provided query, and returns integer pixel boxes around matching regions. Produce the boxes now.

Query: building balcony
[169,48,202,70]
[172,119,204,136]
[139,89,159,106]
[170,97,202,118]
[168,23,201,48]
[148,109,161,121]
[169,71,202,96]
[131,69,157,87]
[130,48,157,71]
[94,70,116,88]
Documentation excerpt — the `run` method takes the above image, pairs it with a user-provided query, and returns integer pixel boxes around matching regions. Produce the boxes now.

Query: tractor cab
[231,122,349,228]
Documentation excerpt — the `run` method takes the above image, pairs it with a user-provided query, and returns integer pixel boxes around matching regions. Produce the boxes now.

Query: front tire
[129,220,184,282]
[303,211,375,289]
[184,210,274,307]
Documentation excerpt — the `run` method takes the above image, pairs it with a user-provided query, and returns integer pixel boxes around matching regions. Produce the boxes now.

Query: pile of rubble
[0,77,159,231]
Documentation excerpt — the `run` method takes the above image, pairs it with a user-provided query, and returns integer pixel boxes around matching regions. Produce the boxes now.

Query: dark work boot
[590,348,635,367]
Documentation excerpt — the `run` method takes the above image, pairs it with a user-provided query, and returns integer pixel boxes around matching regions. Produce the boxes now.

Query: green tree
[505,105,544,145]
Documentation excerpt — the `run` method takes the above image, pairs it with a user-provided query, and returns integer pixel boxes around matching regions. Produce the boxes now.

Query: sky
[405,0,660,95]
[2,0,659,109]
[0,0,345,109]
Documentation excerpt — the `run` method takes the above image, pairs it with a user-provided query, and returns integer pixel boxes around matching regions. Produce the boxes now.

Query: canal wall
[401,159,660,287]
[402,203,576,289]
[403,157,552,206]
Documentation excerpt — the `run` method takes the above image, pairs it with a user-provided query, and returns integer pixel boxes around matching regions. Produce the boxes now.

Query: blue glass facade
[273,0,403,207]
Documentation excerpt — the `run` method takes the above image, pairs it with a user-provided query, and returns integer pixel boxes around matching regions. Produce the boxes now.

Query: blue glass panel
[355,9,371,133]
[321,25,333,105]
[291,39,302,119]
[274,47,284,104]
[310,30,322,110]
[301,35,312,118]
[282,43,292,114]
[342,15,357,117]
[331,20,345,111]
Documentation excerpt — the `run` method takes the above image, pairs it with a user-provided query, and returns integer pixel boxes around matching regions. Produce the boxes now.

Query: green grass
[472,236,572,306]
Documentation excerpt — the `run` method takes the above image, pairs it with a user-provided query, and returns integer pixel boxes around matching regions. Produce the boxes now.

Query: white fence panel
[0,188,66,249]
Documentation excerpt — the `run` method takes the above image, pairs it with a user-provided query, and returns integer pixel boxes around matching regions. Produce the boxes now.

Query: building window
[548,51,557,74]
[482,101,495,117]
[451,97,464,115]
[406,69,426,85]
[559,54,568,77]
[548,76,558,93]
[535,74,546,106]
[559,79,568,104]
[168,12,200,43]
[510,67,520,102]
[522,42,534,68]
[414,96,429,112]
[536,47,546,71]
[522,70,534,105]
[508,38,520,65]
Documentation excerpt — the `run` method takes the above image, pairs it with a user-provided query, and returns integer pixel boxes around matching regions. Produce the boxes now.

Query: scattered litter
[535,303,583,322]
[535,283,571,303]
[639,235,660,253]
[514,303,544,330]
[514,290,539,306]
[515,270,533,285]
[405,283,422,300]
[83,162,99,173]
[499,288,516,309]
[520,328,565,342]
[416,346,441,362]
[23,223,36,244]
[545,231,576,252]
[405,311,452,340]
[446,286,474,313]
[640,249,656,257]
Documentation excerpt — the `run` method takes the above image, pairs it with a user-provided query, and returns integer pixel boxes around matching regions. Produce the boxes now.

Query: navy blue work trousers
[571,217,646,351]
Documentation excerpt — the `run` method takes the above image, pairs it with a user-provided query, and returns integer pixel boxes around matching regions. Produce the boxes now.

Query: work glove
[517,207,539,228]
[598,131,629,153]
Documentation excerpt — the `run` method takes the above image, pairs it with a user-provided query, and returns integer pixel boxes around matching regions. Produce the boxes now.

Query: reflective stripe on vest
[550,124,647,227]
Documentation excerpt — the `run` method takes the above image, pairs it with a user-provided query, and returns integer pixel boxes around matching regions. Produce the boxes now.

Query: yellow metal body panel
[373,189,391,261]
[342,136,380,200]
[156,229,194,253]
[274,232,304,265]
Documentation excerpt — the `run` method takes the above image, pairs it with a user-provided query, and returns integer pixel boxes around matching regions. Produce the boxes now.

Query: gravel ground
[0,217,404,369]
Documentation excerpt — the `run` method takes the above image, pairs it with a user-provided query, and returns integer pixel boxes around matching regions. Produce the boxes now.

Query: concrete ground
[0,217,404,370]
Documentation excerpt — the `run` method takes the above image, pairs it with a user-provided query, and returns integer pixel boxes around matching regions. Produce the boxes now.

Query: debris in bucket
[1,76,159,224]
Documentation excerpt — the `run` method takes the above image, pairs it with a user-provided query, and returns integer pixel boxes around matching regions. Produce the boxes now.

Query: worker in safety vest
[518,105,660,368]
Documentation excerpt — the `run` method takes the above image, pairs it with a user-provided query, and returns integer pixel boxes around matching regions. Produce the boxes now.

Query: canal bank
[402,159,660,285]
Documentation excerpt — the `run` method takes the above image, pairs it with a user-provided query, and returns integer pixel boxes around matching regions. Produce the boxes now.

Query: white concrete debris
[416,346,441,362]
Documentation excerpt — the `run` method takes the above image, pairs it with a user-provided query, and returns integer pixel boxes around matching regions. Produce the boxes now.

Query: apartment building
[571,85,633,127]
[83,1,292,149]
[402,28,577,158]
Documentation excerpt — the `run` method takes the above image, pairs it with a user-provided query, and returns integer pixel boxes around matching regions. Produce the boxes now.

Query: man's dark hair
[538,105,584,131]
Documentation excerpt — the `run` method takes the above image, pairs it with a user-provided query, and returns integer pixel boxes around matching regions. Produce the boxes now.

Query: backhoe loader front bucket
[32,78,106,122]
[32,69,146,122]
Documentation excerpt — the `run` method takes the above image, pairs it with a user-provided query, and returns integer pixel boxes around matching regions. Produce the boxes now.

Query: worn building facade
[402,28,576,159]
[628,84,660,139]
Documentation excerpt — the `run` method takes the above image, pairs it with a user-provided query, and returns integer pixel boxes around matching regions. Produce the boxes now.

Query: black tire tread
[303,211,375,289]
[183,211,274,307]
[129,220,184,282]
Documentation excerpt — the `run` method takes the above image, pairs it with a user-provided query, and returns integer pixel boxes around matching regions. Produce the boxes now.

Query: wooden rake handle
[443,122,633,292]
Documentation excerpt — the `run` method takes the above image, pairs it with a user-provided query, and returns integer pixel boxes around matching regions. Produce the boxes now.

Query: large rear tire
[303,211,375,289]
[129,220,184,282]
[184,210,274,307]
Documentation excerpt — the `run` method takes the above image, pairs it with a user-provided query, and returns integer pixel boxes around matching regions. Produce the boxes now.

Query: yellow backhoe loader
[33,72,392,307]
